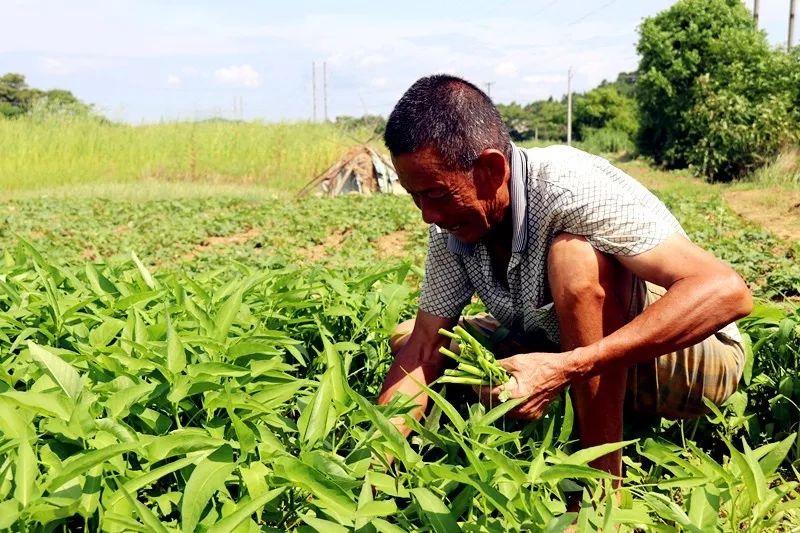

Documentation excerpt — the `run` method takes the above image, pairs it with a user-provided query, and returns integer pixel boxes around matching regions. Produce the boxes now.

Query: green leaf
[206,488,284,533]
[14,439,36,507]
[347,389,421,469]
[130,251,157,290]
[687,486,719,530]
[297,370,335,447]
[299,514,350,533]
[757,432,797,476]
[472,396,526,427]
[410,487,462,533]
[214,286,244,341]
[271,455,356,525]
[47,442,141,491]
[104,453,212,510]
[371,517,408,533]
[118,484,169,533]
[144,430,224,462]
[562,440,636,466]
[228,406,256,455]
[181,445,236,533]
[726,438,765,506]
[105,382,157,419]
[166,313,186,374]
[27,341,82,400]
[414,379,466,434]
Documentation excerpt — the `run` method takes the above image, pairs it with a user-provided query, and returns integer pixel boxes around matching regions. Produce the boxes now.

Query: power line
[531,0,558,18]
[567,0,618,26]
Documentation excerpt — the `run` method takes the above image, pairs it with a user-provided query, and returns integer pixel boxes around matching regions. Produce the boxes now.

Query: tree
[636,0,799,180]
[497,102,536,141]
[0,73,92,118]
[573,85,638,141]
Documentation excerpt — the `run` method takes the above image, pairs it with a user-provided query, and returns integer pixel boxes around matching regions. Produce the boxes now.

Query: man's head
[384,74,513,244]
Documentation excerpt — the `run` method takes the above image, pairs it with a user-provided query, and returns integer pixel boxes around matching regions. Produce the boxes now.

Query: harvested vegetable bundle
[437,326,512,401]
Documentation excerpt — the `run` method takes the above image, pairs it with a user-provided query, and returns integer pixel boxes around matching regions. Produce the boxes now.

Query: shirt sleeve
[548,156,685,256]
[418,225,474,318]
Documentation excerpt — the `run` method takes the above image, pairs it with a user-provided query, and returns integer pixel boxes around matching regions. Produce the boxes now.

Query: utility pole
[485,81,494,99]
[312,61,317,122]
[323,61,328,121]
[790,0,797,50]
[566,68,573,146]
[754,0,760,28]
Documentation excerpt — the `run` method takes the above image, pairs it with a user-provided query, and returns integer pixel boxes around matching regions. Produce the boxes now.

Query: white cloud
[494,61,518,77]
[166,75,182,88]
[39,56,102,75]
[213,65,261,88]
[370,76,388,88]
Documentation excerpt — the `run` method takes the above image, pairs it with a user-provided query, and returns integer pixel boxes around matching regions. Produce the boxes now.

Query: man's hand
[476,352,571,420]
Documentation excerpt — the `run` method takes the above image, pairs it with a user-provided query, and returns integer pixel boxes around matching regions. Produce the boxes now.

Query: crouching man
[377,74,752,479]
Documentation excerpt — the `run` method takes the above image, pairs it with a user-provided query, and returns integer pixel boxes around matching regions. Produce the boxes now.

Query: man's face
[392,146,509,244]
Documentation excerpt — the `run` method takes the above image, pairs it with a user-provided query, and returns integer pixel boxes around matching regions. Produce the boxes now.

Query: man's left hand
[476,352,571,420]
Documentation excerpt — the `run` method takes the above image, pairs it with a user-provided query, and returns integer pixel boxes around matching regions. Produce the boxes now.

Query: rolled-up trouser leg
[625,281,745,419]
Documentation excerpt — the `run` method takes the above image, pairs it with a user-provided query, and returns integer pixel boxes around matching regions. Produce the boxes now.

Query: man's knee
[390,319,415,355]
[547,233,623,306]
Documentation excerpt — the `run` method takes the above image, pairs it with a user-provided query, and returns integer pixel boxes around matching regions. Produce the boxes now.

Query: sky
[1,0,792,123]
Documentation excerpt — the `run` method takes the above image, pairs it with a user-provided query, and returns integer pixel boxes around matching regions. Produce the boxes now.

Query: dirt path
[618,158,800,244]
[724,189,800,243]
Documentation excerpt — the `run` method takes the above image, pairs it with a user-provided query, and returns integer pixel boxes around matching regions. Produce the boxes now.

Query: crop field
[1,140,799,530]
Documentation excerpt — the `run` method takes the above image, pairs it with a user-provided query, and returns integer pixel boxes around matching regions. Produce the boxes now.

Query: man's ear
[472,149,509,199]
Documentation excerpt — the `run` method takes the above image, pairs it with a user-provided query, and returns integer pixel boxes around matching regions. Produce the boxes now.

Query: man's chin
[449,226,484,244]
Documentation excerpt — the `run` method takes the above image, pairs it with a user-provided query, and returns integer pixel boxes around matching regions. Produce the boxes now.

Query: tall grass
[747,145,800,188]
[0,115,375,193]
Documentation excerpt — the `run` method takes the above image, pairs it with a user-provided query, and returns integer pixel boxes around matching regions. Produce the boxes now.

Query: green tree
[0,72,92,119]
[573,85,638,140]
[497,102,536,141]
[636,0,799,180]
[526,98,567,141]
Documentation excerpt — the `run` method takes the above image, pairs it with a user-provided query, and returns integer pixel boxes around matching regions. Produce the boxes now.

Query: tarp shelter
[297,146,404,197]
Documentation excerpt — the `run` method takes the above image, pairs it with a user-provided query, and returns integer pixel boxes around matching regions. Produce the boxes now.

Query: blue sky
[1,0,791,123]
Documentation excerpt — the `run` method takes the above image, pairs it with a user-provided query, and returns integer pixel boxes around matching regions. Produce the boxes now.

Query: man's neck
[483,206,513,250]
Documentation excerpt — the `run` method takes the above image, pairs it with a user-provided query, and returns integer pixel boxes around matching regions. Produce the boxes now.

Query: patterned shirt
[418,143,742,345]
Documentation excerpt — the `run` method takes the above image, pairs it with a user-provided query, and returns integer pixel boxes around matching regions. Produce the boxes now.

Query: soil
[724,189,800,243]
[375,230,409,258]
[181,226,261,261]
[297,228,353,261]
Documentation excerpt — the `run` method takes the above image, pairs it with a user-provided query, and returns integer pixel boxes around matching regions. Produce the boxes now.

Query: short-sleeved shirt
[418,143,742,345]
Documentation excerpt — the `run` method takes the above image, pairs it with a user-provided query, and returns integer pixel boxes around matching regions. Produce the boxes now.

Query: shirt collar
[444,142,528,256]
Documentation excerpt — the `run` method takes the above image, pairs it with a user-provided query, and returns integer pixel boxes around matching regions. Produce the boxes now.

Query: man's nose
[419,202,444,226]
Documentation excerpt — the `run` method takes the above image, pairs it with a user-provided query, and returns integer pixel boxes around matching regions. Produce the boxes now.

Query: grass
[0,116,377,194]
[743,145,800,189]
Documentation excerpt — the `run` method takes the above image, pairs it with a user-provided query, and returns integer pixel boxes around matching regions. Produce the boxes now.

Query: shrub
[636,0,800,181]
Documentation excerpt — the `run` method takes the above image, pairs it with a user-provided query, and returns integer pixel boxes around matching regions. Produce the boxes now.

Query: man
[377,74,752,479]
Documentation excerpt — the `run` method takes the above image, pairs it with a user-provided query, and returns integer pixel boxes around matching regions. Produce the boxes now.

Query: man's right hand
[377,309,458,438]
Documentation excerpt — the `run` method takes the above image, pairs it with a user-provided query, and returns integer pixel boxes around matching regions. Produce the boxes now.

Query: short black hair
[384,74,511,171]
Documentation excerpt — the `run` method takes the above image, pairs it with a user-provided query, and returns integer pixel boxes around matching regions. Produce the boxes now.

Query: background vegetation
[0,0,799,528]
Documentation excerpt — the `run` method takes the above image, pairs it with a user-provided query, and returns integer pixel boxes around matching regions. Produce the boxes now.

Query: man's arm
[566,233,752,380]
[378,309,458,437]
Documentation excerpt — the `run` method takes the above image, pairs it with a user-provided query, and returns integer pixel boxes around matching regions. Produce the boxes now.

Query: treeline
[497,71,637,154]
[499,0,800,182]
[0,73,94,119]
